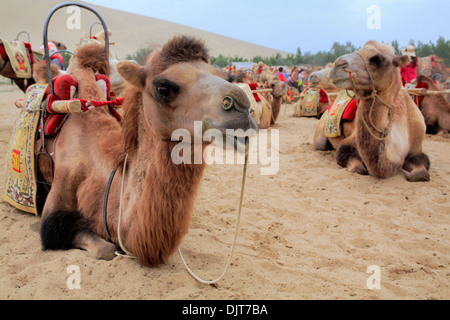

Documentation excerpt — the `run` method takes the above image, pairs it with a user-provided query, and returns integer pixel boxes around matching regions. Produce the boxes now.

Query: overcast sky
[85,0,449,54]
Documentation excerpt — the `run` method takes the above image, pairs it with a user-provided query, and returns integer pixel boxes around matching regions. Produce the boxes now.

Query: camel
[233,70,286,128]
[37,36,257,266]
[416,75,450,134]
[313,41,430,182]
[1,36,68,91]
[418,55,450,78]
[293,63,337,118]
[80,30,133,97]
[0,41,36,91]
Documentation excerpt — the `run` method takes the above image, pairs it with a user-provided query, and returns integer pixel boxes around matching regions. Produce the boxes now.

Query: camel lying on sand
[233,70,286,128]
[293,63,338,118]
[313,41,430,182]
[38,36,257,266]
[416,75,450,134]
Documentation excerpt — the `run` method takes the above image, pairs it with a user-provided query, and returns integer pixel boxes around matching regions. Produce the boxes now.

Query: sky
[84,0,449,55]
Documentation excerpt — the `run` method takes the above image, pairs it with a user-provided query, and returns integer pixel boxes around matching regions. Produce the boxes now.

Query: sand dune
[0,0,289,60]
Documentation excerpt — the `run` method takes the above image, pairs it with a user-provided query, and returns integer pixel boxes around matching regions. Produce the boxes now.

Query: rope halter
[344,51,396,142]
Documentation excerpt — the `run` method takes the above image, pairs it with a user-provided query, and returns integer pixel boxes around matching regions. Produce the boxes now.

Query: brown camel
[313,41,430,182]
[38,36,257,266]
[293,63,338,118]
[416,75,450,134]
[1,38,66,91]
[418,55,450,78]
[0,46,36,91]
[232,70,286,128]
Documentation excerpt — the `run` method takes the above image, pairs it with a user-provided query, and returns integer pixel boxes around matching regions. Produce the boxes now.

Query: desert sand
[0,83,449,300]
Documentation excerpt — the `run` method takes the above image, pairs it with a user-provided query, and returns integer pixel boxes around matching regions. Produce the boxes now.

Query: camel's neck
[124,134,206,266]
[355,79,405,177]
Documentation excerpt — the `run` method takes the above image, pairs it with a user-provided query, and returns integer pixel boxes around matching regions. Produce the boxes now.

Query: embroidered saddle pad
[325,90,356,138]
[2,84,48,215]
[301,89,320,116]
[236,83,261,125]
[0,39,32,78]
[418,56,433,77]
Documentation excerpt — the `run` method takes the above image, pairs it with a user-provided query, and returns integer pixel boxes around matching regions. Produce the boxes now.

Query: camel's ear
[393,55,411,68]
[117,60,146,88]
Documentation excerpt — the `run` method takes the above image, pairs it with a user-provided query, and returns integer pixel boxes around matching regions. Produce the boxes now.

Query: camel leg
[41,210,118,260]
[401,153,430,182]
[336,144,368,175]
[313,111,333,151]
[40,171,118,260]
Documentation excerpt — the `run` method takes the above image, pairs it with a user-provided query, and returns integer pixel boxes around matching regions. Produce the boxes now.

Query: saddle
[0,39,33,77]
[301,88,328,117]
[2,74,123,215]
[324,90,357,138]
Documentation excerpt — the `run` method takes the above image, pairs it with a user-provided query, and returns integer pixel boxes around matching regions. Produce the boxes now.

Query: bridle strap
[102,161,122,241]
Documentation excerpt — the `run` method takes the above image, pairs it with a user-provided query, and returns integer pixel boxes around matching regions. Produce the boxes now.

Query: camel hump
[75,42,108,75]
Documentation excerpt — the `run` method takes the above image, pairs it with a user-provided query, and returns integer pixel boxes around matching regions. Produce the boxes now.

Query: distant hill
[0,0,289,60]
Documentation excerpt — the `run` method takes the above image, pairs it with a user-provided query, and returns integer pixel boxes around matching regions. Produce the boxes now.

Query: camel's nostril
[222,96,234,111]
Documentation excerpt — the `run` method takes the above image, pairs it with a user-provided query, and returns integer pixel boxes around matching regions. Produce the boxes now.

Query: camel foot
[87,240,118,261]
[348,159,368,175]
[401,168,430,182]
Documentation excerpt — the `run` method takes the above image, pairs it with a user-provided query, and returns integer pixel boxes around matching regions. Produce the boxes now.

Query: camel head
[117,35,257,148]
[268,79,287,98]
[329,41,410,95]
[307,63,335,89]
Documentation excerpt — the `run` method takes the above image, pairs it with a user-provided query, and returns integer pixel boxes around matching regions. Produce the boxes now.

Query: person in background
[290,66,300,91]
[277,66,286,83]
[298,68,307,92]
[40,42,65,70]
[400,45,418,86]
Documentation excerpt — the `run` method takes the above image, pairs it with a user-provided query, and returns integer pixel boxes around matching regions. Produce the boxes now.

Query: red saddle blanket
[327,97,357,122]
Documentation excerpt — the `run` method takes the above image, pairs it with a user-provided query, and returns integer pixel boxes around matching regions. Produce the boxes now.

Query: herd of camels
[1,23,449,266]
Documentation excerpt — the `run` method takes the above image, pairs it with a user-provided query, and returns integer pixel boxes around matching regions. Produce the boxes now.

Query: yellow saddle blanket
[0,39,32,78]
[324,90,355,138]
[301,89,319,117]
[2,84,48,215]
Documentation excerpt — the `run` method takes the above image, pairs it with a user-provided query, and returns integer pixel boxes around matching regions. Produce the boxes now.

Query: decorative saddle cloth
[0,39,32,78]
[301,89,328,117]
[324,90,357,138]
[418,56,437,77]
[2,84,48,215]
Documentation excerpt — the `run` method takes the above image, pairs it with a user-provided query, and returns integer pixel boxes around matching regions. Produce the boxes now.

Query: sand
[0,84,449,300]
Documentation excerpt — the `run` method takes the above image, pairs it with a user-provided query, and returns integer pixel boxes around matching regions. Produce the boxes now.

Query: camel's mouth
[330,77,352,89]
[203,118,256,153]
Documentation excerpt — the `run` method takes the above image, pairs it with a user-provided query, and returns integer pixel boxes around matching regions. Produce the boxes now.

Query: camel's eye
[369,54,386,68]
[152,78,180,103]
